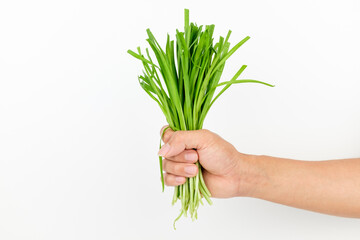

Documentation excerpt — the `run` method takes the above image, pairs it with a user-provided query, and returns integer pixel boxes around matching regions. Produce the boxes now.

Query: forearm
[238,153,360,218]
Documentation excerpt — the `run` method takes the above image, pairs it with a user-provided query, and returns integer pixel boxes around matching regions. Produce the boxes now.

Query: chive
[128,9,274,229]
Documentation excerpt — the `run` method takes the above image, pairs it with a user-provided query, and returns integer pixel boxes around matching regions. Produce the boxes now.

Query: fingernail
[175,177,184,183]
[184,166,197,175]
[158,143,171,157]
[184,153,198,162]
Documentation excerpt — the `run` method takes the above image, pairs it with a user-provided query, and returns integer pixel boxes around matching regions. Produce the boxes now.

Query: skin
[158,126,360,218]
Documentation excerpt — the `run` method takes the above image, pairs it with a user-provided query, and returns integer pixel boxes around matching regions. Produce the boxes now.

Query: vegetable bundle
[128,9,273,228]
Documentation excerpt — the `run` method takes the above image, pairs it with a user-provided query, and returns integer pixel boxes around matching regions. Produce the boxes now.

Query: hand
[158,126,360,218]
[159,126,252,198]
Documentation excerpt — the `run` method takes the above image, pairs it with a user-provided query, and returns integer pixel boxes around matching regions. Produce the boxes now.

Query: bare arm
[240,154,360,218]
[159,126,360,218]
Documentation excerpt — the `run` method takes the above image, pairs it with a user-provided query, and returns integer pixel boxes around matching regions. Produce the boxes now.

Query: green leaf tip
[184,8,189,19]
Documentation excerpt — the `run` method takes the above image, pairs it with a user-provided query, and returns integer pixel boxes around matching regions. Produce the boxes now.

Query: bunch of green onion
[128,9,273,228]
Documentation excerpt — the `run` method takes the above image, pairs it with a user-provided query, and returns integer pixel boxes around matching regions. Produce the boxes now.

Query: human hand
[159,126,360,218]
[159,126,253,198]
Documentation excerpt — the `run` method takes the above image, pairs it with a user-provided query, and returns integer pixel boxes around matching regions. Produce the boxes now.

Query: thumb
[158,129,211,158]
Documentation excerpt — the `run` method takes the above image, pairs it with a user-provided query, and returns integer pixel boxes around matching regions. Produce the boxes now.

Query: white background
[1,0,360,239]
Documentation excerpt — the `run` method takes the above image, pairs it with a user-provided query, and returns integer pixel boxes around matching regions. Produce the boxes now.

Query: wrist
[234,152,269,198]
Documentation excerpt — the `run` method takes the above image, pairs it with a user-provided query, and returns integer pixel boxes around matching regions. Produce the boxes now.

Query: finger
[166,149,198,163]
[158,129,212,158]
[163,158,198,178]
[164,173,186,186]
[159,125,174,143]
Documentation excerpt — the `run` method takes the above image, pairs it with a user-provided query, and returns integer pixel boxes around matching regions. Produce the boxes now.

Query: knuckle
[200,129,211,135]
[174,164,182,174]
[173,153,184,162]
[164,174,170,186]
[171,131,183,144]
[163,132,171,143]
[200,129,214,140]
[162,128,173,143]
[162,159,168,171]
[172,131,180,139]
[164,174,177,186]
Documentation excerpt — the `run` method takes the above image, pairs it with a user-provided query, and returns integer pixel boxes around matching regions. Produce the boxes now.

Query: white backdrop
[1,0,360,239]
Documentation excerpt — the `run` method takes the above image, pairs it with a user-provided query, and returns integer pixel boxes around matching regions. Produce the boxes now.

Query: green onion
[128,9,274,229]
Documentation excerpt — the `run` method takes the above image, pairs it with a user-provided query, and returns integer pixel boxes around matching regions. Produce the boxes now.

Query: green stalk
[128,8,274,229]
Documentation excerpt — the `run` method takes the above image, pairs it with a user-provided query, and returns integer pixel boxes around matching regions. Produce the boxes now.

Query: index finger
[160,125,174,143]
